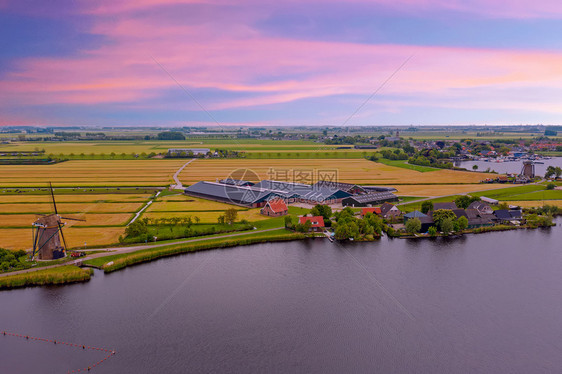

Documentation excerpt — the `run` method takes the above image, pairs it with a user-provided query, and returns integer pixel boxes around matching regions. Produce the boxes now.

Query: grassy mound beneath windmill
[0,266,93,290]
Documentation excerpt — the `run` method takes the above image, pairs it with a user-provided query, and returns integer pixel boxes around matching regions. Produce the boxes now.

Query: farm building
[299,216,325,232]
[342,192,398,207]
[314,181,366,195]
[380,202,401,219]
[468,200,493,214]
[404,211,434,232]
[361,207,381,217]
[167,148,210,156]
[362,186,398,193]
[298,187,351,205]
[260,198,288,217]
[465,209,494,228]
[494,209,522,223]
[219,178,255,187]
[480,196,499,205]
[185,181,278,207]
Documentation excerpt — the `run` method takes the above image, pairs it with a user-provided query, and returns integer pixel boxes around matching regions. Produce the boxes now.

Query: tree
[472,164,479,170]
[432,209,457,230]
[421,201,433,214]
[545,166,556,179]
[405,218,421,234]
[457,216,468,230]
[311,204,332,220]
[556,167,562,179]
[546,183,556,190]
[284,215,293,228]
[427,226,437,236]
[440,218,454,235]
[224,208,238,224]
[217,215,225,224]
[125,220,148,238]
[454,196,472,209]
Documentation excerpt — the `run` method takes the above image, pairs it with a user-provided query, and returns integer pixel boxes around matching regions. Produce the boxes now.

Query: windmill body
[31,183,85,260]
[33,214,65,260]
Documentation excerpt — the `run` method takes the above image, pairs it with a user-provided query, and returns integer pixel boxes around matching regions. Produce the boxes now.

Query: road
[0,227,284,278]
[172,159,195,190]
[397,179,545,207]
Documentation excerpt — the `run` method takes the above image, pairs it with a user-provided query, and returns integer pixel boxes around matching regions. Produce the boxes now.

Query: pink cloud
[1,2,562,123]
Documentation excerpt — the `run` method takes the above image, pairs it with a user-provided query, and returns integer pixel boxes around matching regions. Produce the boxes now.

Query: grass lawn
[399,195,464,212]
[375,158,439,172]
[0,265,92,289]
[471,185,548,200]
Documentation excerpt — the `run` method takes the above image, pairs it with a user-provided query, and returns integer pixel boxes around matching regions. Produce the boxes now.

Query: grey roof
[380,202,399,215]
[362,186,398,193]
[219,178,254,186]
[465,208,480,219]
[185,181,274,205]
[480,196,499,204]
[314,181,365,193]
[253,180,311,193]
[468,200,492,212]
[452,209,468,219]
[433,202,458,210]
[344,192,397,204]
[300,187,351,202]
[168,148,210,154]
[494,209,513,220]
[404,210,428,219]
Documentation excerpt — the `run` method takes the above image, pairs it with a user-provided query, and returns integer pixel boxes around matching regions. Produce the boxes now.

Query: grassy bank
[84,229,306,273]
[0,266,93,290]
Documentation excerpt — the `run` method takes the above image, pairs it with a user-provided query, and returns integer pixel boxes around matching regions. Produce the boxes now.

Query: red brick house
[361,207,381,217]
[260,198,288,217]
[299,216,325,232]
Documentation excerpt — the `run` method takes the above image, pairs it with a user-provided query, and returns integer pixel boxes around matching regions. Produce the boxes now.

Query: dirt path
[172,159,195,190]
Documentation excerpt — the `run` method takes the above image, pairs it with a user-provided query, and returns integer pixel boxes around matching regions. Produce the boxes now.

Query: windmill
[31,183,85,260]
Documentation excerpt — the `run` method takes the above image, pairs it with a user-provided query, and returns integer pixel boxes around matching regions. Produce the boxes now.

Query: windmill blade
[58,222,68,251]
[60,216,86,222]
[49,182,58,215]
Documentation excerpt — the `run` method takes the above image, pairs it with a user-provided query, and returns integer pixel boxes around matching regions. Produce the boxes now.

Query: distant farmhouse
[167,148,210,157]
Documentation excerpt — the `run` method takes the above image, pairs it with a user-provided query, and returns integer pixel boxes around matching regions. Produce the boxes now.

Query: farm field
[0,193,151,203]
[505,200,562,208]
[394,183,511,197]
[0,213,133,228]
[0,202,143,214]
[179,158,492,186]
[148,195,244,211]
[0,160,186,187]
[0,227,124,250]
[144,209,268,224]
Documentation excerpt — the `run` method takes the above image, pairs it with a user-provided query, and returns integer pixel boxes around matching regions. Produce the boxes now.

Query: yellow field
[0,194,151,203]
[180,159,490,185]
[505,200,562,208]
[0,227,124,250]
[0,213,132,228]
[0,202,142,213]
[395,183,511,197]
[144,209,267,223]
[148,197,245,212]
[0,160,186,187]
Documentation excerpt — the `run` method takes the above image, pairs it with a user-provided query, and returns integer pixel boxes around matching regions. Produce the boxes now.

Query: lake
[459,157,562,175]
[1,220,562,373]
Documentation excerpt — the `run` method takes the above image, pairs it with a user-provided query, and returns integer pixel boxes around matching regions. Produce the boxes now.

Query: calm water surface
[1,220,562,373]
[459,157,562,175]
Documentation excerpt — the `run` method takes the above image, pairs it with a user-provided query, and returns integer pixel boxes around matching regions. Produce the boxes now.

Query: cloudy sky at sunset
[1,0,561,127]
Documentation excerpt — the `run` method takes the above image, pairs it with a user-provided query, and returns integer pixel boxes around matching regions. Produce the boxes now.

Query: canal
[1,220,562,373]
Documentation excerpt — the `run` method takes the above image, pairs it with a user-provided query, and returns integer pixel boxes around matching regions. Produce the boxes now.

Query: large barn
[342,192,398,207]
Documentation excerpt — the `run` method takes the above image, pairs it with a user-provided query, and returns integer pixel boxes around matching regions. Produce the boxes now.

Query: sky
[0,0,561,127]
